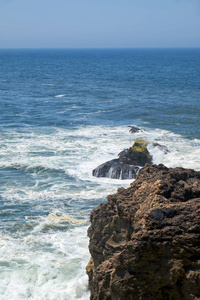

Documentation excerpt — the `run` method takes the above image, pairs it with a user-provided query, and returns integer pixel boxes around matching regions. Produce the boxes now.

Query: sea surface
[0,48,200,299]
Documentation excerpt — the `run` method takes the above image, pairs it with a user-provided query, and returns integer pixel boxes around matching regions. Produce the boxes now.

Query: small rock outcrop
[128,125,144,133]
[153,142,170,154]
[87,164,200,300]
[125,140,152,166]
[92,140,152,180]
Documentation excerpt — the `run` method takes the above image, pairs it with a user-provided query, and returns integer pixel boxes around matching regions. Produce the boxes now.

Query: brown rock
[87,164,200,300]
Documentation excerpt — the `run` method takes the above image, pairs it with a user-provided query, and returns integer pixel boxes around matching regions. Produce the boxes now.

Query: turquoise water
[0,49,200,299]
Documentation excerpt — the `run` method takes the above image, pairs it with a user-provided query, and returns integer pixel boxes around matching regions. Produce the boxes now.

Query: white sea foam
[1,125,200,204]
[0,227,90,300]
[0,124,200,299]
[55,94,66,98]
[43,210,88,224]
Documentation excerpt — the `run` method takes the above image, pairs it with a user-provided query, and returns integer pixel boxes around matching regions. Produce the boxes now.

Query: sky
[0,0,200,48]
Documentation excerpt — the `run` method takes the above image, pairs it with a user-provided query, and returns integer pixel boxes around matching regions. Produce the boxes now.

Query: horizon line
[0,46,200,50]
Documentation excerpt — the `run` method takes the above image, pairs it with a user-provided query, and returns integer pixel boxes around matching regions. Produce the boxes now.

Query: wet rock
[126,140,152,166]
[92,159,140,180]
[128,125,144,133]
[92,140,152,180]
[153,142,170,154]
[87,164,200,300]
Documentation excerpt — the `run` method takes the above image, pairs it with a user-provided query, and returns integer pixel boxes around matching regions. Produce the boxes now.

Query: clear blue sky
[0,0,200,48]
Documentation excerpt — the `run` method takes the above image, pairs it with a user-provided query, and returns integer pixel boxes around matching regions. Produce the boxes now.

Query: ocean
[0,48,200,299]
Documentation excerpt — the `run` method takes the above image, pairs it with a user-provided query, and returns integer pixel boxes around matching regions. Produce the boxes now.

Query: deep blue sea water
[0,49,200,299]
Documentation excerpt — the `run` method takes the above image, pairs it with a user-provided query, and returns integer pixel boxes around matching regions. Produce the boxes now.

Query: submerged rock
[128,125,144,133]
[153,142,170,154]
[92,140,152,180]
[87,164,200,299]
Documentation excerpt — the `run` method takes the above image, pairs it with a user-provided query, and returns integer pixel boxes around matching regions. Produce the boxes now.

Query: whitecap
[54,94,66,98]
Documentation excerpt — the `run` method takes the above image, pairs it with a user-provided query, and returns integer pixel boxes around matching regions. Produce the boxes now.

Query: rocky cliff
[87,164,200,300]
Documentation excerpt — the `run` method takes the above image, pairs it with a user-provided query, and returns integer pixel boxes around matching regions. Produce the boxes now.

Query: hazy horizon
[1,47,200,50]
[0,0,200,49]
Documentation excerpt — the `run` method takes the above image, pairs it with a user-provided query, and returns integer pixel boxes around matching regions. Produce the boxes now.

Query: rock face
[87,164,200,300]
[92,140,152,180]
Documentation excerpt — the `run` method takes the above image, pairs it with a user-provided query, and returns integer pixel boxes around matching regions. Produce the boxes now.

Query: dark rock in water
[92,140,152,180]
[92,159,140,180]
[87,164,200,300]
[153,142,170,154]
[126,140,152,166]
[128,125,143,133]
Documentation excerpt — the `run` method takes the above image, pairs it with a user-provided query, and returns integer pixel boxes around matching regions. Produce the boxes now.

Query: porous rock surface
[87,164,200,300]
